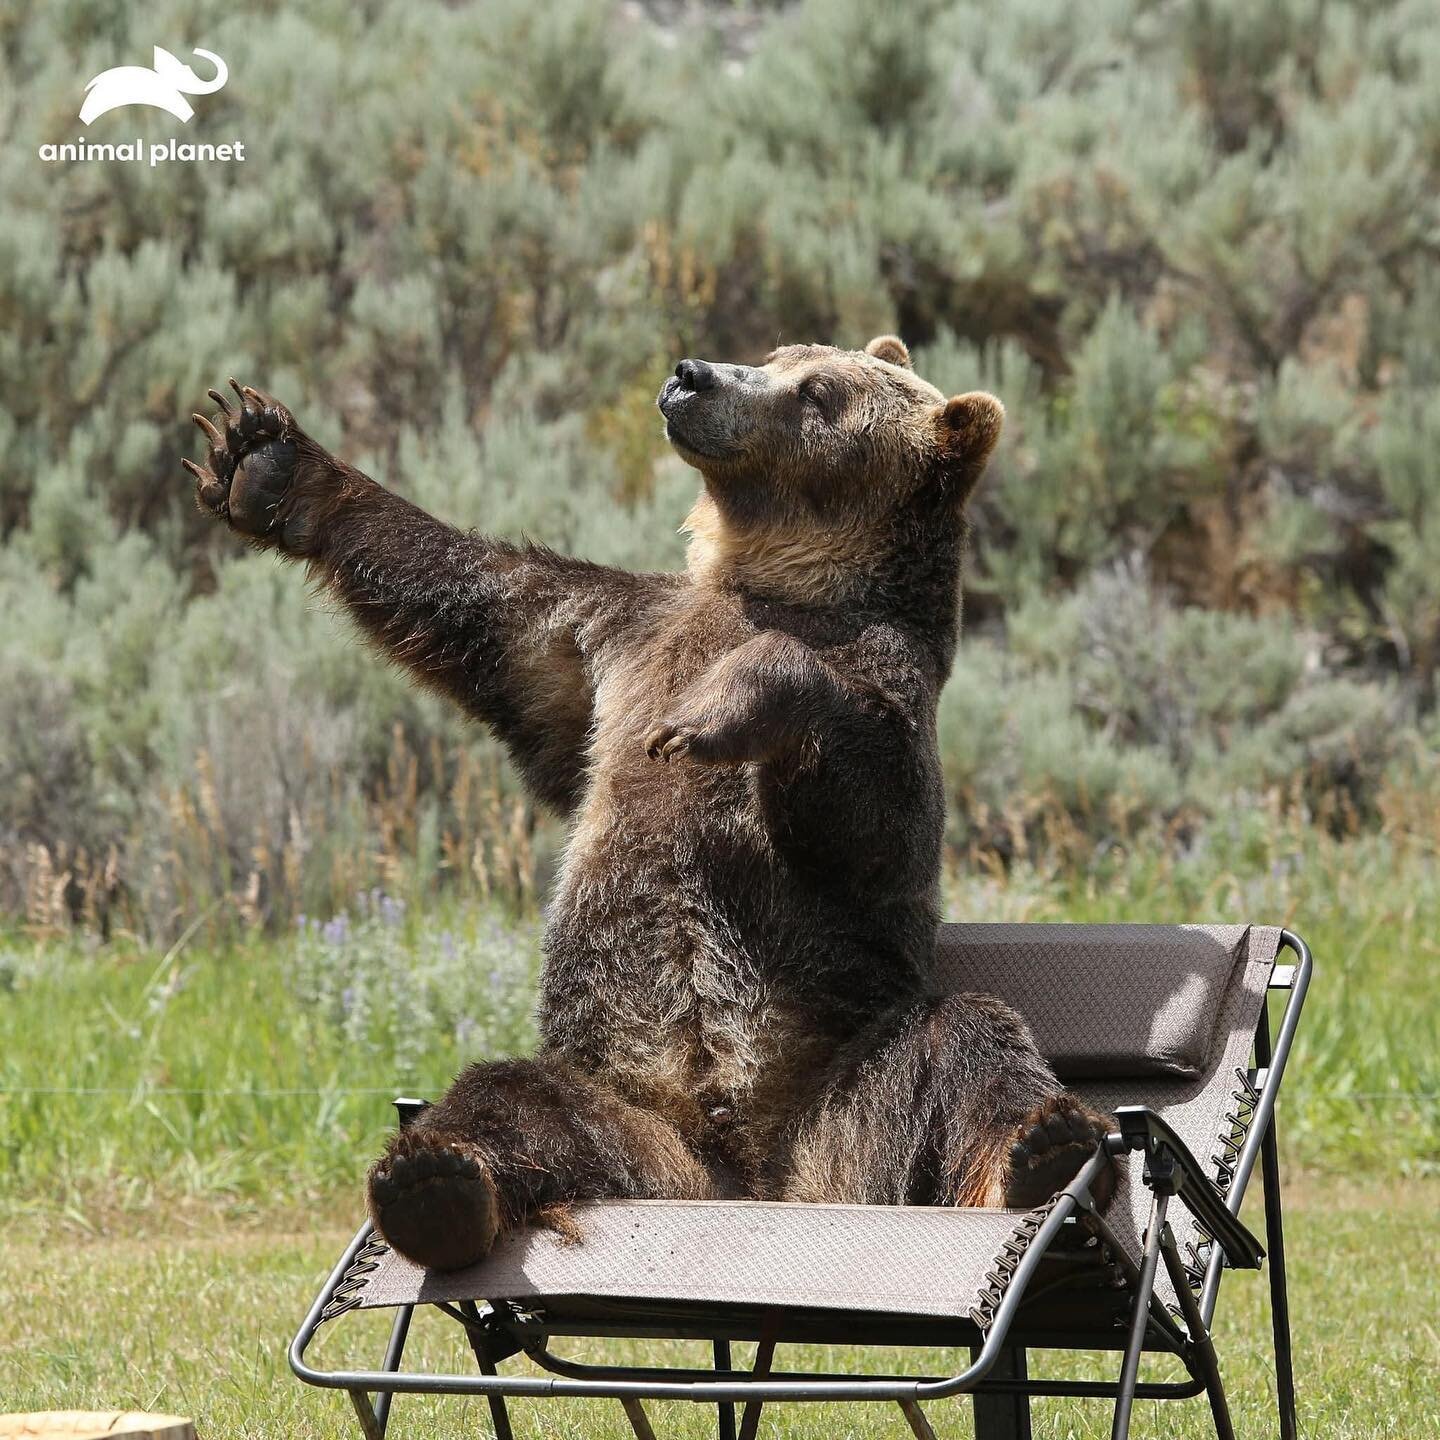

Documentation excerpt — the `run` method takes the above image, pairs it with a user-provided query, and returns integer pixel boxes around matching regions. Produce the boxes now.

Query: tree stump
[0,1417,195,1440]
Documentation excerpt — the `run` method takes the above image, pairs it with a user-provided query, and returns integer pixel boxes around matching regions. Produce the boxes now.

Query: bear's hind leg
[779,994,1114,1210]
[367,1056,714,1271]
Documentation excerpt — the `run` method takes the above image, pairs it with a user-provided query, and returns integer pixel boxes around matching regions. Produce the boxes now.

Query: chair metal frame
[291,928,1311,1440]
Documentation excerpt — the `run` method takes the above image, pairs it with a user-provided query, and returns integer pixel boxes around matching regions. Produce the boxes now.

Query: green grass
[0,903,542,1210]
[2,1180,1435,1438]
[2,815,1437,1212]
[2,810,1439,1433]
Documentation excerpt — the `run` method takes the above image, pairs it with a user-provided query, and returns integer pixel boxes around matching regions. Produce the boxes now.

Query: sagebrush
[5,0,1440,937]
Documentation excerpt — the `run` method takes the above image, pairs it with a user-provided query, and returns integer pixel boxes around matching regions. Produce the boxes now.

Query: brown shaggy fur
[184,348,1112,1273]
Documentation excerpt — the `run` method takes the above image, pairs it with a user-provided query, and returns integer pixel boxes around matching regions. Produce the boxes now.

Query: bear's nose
[674,358,717,393]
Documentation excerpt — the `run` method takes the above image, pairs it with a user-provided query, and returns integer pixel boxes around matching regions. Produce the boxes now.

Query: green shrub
[940,566,1407,848]
[4,0,1440,931]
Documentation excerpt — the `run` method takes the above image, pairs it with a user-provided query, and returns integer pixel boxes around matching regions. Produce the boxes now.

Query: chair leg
[1159,1225,1235,1440]
[899,1397,940,1439]
[737,1312,780,1440]
[1112,1190,1169,1440]
[457,1300,514,1440]
[714,1339,737,1440]
[346,1389,385,1440]
[347,1303,412,1440]
[968,1345,1032,1440]
[372,1304,413,1435]
[621,1397,659,1440]
[1261,1114,1298,1440]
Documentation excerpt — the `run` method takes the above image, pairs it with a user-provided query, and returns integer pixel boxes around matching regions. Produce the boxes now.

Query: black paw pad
[367,1135,500,1272]
[1004,1097,1116,1210]
[185,378,298,535]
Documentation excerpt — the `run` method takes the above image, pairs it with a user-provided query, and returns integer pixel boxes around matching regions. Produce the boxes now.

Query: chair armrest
[1112,1106,1264,1269]
[393,1096,431,1128]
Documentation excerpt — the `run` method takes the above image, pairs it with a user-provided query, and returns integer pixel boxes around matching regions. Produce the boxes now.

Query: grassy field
[3,808,1439,1434]
[3,1181,1435,1438]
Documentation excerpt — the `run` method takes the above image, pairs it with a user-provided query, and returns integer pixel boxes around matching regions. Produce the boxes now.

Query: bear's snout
[656,358,766,464]
[674,358,718,393]
[659,361,720,420]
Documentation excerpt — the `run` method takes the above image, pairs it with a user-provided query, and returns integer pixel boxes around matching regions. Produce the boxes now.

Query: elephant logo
[79,47,229,126]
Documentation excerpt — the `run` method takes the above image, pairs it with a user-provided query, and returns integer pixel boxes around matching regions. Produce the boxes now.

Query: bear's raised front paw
[643,720,701,762]
[1003,1094,1116,1210]
[183,378,300,543]
[367,1131,500,1272]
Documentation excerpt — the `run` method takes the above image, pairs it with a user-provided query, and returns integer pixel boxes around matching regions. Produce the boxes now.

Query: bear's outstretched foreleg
[367,1056,717,1271]
[184,380,660,814]
[778,994,1115,1210]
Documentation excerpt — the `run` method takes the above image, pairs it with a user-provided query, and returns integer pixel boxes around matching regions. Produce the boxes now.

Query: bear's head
[657,337,1002,603]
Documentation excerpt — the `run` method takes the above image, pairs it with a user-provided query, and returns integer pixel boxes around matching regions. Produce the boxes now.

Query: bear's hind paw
[1003,1094,1116,1210]
[367,1132,500,1271]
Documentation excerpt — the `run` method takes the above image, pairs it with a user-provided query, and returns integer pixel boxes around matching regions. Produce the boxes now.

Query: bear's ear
[937,392,1004,497]
[864,335,911,368]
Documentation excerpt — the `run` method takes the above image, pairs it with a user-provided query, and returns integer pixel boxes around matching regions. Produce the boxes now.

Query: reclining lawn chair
[292,922,1310,1440]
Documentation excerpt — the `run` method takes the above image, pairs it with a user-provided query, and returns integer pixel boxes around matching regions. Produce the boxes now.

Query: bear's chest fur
[536,586,932,1186]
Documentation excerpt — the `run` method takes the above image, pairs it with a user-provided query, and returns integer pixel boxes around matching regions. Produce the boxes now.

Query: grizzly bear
[184,337,1114,1271]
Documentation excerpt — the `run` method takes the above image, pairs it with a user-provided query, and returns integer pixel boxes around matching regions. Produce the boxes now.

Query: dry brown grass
[10,727,538,945]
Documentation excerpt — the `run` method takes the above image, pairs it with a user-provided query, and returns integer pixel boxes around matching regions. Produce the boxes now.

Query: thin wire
[0,1086,1435,1100]
[1307,1093,1440,1102]
[0,1085,417,1096]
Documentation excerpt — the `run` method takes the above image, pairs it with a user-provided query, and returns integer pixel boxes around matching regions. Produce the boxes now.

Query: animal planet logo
[38,46,246,167]
[81,46,228,124]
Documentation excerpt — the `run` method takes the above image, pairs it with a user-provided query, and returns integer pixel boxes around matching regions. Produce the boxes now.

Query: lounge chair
[291,922,1310,1440]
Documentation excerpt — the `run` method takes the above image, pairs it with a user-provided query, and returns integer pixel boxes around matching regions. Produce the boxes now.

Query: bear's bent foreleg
[367,1055,717,1270]
[778,994,1115,1210]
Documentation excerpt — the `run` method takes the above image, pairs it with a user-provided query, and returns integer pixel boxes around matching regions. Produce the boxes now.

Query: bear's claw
[367,1132,500,1272]
[643,722,698,761]
[1003,1094,1116,1210]
[184,378,298,538]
